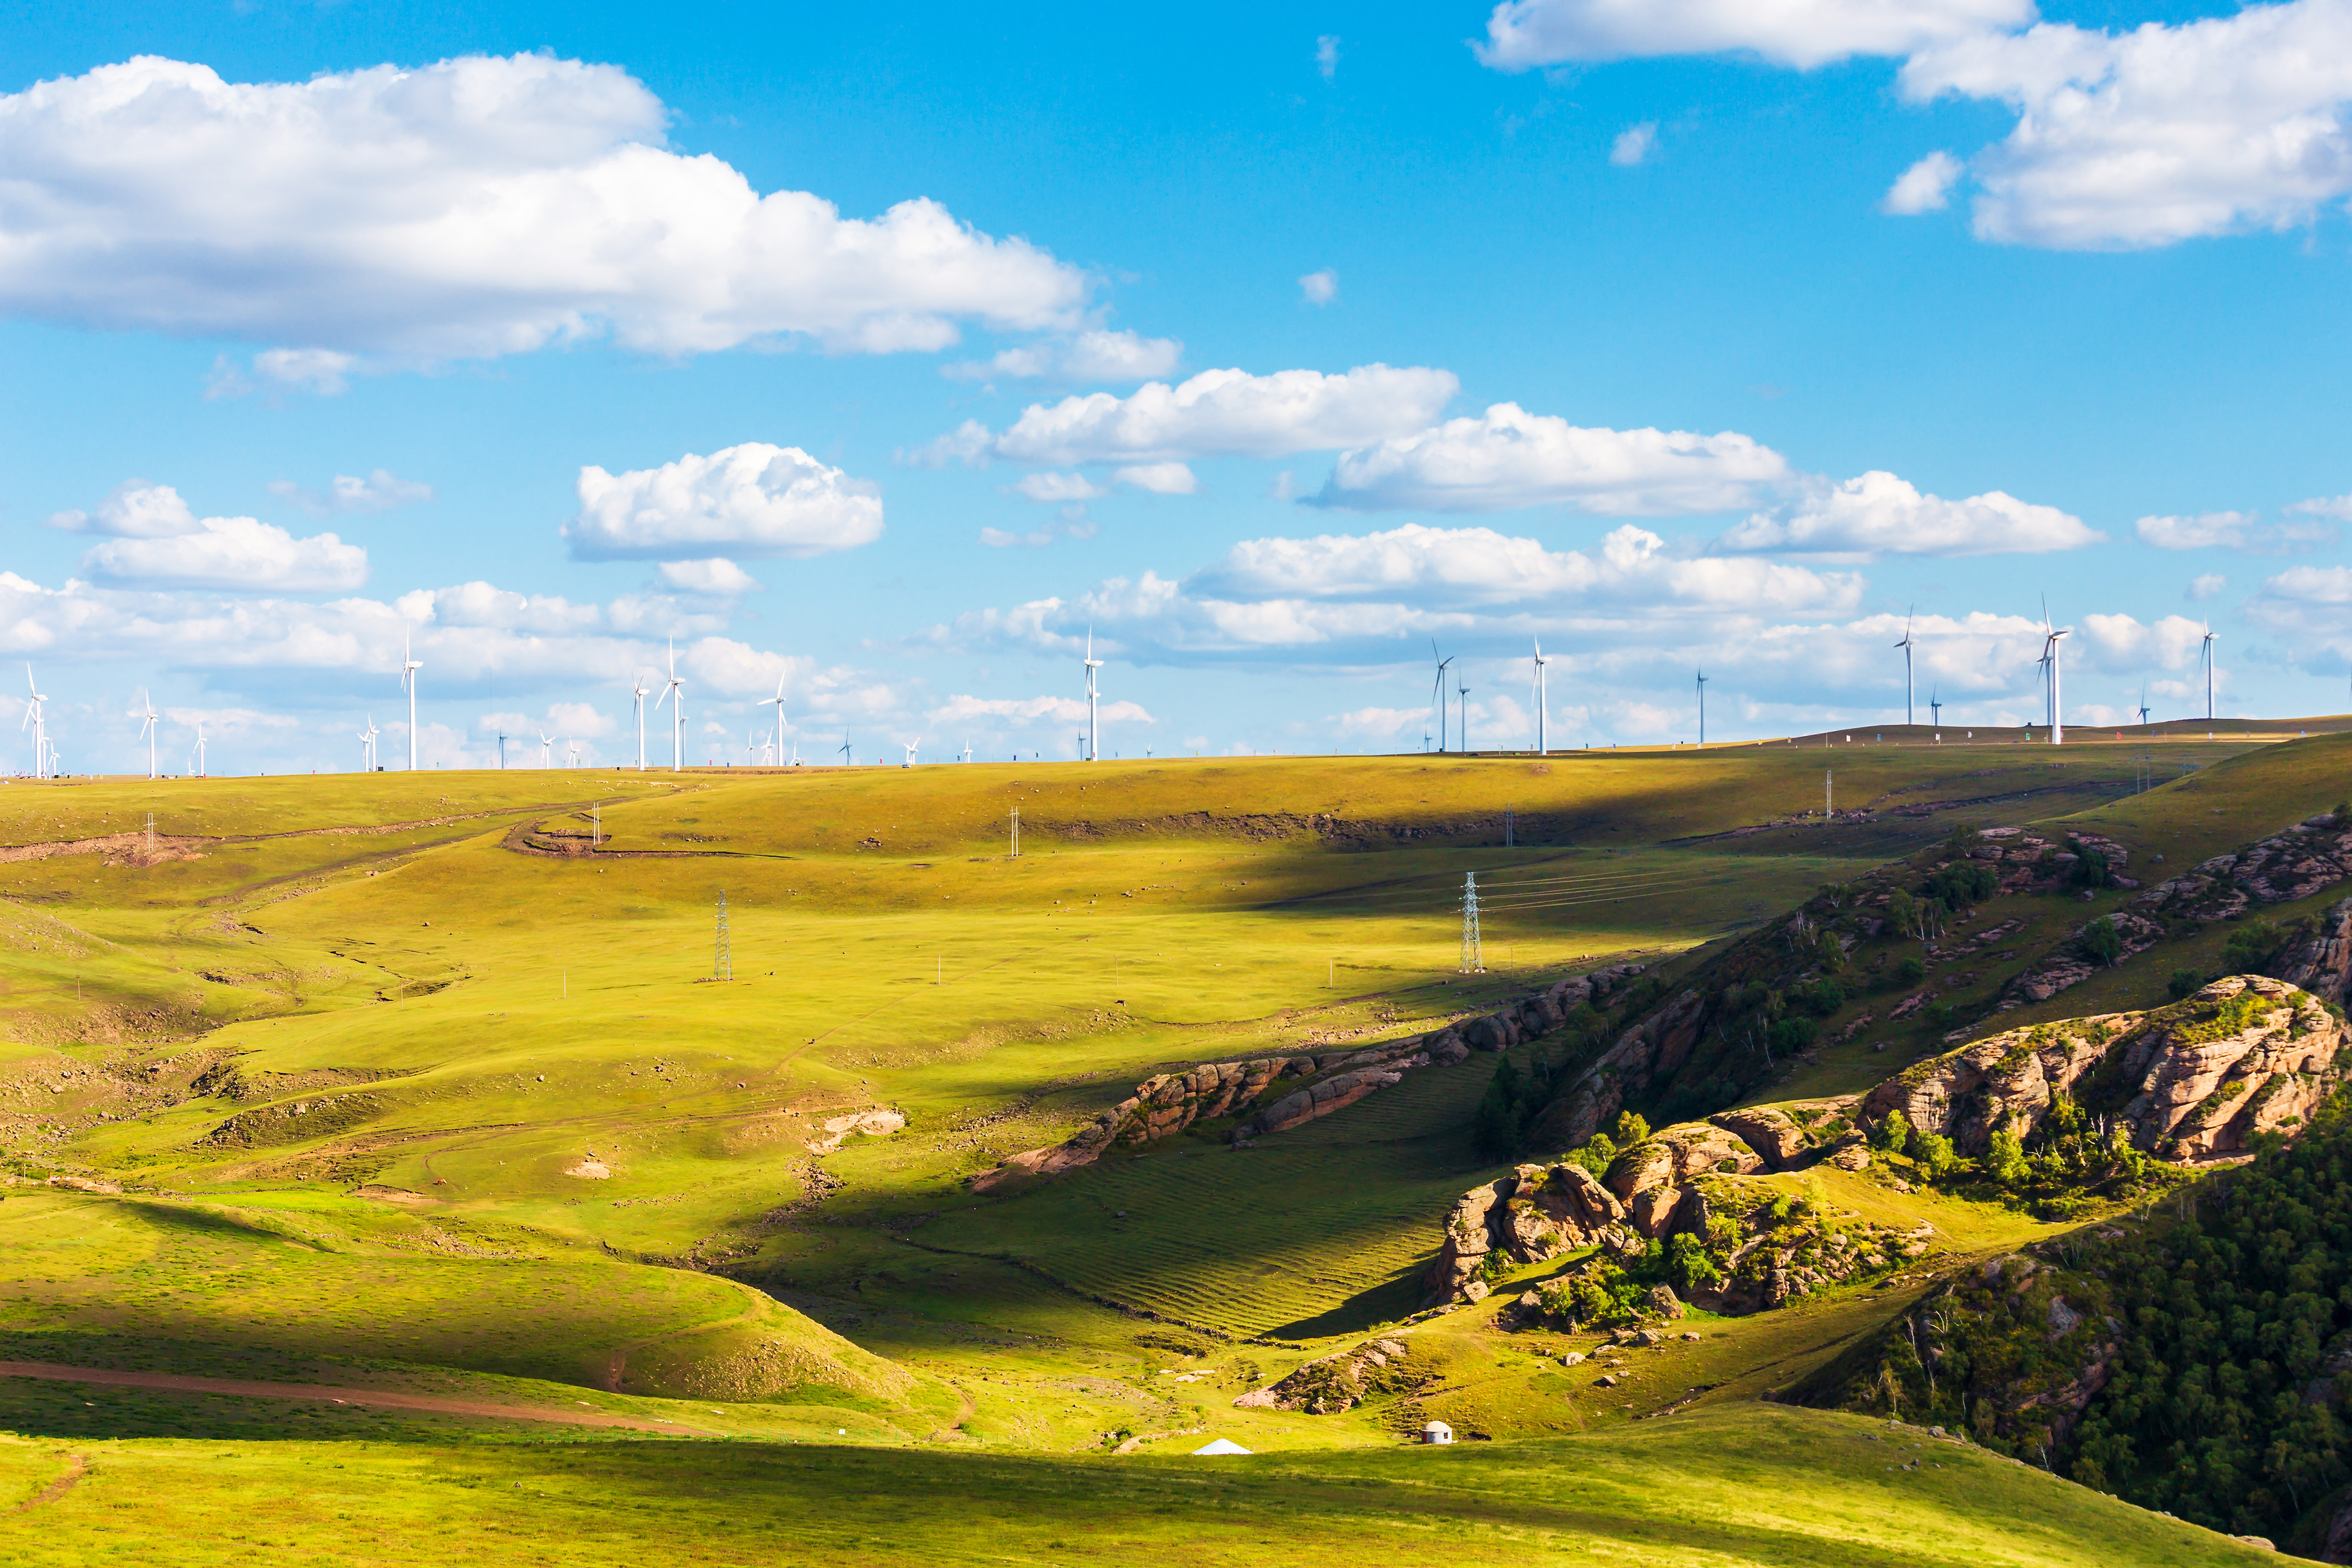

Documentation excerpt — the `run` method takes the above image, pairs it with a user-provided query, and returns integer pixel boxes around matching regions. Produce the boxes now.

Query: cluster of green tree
[1562,1110,1650,1182]
[1815,1096,2352,1547]
[1867,1091,2177,1221]
[1470,1012,1614,1160]
[2166,918,2308,999]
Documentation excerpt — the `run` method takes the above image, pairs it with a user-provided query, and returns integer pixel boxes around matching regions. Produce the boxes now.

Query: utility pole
[1696,669,1707,747]
[1459,872,1485,975]
[1825,769,1833,825]
[1009,804,1021,860]
[713,889,731,981]
[1504,808,1514,848]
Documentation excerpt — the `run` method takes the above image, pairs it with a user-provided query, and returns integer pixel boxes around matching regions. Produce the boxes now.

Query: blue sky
[4,0,2350,774]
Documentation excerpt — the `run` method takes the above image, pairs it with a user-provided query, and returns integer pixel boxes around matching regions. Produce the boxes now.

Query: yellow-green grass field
[2,736,2337,1563]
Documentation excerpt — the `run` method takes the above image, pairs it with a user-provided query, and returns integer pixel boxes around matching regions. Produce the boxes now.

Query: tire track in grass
[14,1452,83,1512]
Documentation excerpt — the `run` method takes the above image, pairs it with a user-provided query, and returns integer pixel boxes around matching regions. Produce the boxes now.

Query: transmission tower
[144,812,155,854]
[1504,808,1514,848]
[713,888,732,981]
[1009,804,1021,859]
[1459,872,1485,974]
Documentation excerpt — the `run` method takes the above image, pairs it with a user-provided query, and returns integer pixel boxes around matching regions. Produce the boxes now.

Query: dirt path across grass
[0,1362,713,1435]
[14,1452,83,1511]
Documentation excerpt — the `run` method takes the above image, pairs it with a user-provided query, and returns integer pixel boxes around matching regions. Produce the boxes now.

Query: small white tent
[1191,1438,1252,1455]
[1422,1420,1454,1445]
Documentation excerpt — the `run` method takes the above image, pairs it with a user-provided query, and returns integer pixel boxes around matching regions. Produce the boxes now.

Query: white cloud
[1316,35,1342,81]
[0,54,1085,359]
[269,469,433,517]
[980,514,1098,549]
[1901,3,2352,249]
[2187,572,2227,601]
[2134,510,2333,553]
[47,480,202,537]
[1882,150,1963,213]
[980,365,1456,466]
[81,517,369,592]
[1476,0,2034,71]
[1311,402,1791,516]
[657,558,762,596]
[1112,462,1200,496]
[927,694,1154,726]
[943,329,1183,384]
[1011,472,1106,503]
[1722,470,2099,557]
[1610,122,1657,166]
[1191,521,1859,613]
[1298,270,1339,306]
[2288,493,2352,521]
[1329,706,1429,738]
[565,444,883,561]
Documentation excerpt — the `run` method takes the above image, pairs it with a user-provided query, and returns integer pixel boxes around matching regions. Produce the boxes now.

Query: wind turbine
[1893,608,1917,727]
[365,716,379,772]
[1456,674,1472,754]
[400,633,422,771]
[631,675,650,770]
[1083,628,1102,763]
[567,737,582,769]
[21,666,46,780]
[539,731,554,768]
[189,720,206,778]
[1695,669,1708,747]
[2137,685,2151,727]
[1531,638,1548,755]
[2042,601,2070,745]
[2192,620,2211,728]
[1929,686,1943,730]
[838,734,852,765]
[757,671,786,770]
[901,738,921,768]
[653,640,686,771]
[1429,642,1454,753]
[136,688,159,780]
[961,741,974,763]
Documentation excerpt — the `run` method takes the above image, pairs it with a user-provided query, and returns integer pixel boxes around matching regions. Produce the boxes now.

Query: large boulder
[1709,1106,1810,1170]
[2275,897,2352,1010]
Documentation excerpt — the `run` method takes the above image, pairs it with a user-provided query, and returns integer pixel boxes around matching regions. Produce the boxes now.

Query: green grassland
[0,737,2322,1562]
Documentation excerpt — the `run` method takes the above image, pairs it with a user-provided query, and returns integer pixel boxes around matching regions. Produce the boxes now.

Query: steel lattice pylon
[1459,872,1485,974]
[714,888,732,981]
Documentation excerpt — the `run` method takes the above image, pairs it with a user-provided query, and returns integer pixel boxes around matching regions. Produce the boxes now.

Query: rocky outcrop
[2131,813,2352,922]
[2275,895,2352,1009]
[1863,975,2344,1160]
[1996,912,2164,1011]
[1962,828,2136,896]
[1423,1161,1631,1302]
[970,962,1646,1190]
[1534,987,1708,1151]
[201,1091,383,1148]
[1231,1335,1417,1413]
[1707,1105,1812,1170]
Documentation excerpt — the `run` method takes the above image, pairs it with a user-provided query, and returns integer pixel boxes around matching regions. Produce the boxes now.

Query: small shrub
[2080,916,2124,968]
[1870,1109,1912,1154]
[2167,969,2206,999]
[2220,920,2285,975]
[1766,1017,1818,1057]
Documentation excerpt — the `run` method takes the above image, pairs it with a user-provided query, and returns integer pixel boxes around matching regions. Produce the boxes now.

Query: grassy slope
[0,1404,2273,1567]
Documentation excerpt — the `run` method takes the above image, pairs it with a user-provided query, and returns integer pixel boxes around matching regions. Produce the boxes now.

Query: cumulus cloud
[45,480,370,591]
[1311,403,1791,516]
[1901,2,2352,249]
[0,54,1085,359]
[657,559,761,596]
[1476,0,2034,71]
[1610,123,1658,166]
[82,518,369,592]
[206,348,359,399]
[980,513,1099,549]
[1112,462,1200,496]
[1010,472,1106,503]
[1722,471,2100,557]
[2135,510,2333,553]
[973,365,1455,466]
[1882,150,1963,213]
[2187,572,2228,601]
[943,329,1183,384]
[2288,493,2352,521]
[269,469,433,517]
[2248,564,2352,647]
[565,444,883,561]
[1298,270,1339,306]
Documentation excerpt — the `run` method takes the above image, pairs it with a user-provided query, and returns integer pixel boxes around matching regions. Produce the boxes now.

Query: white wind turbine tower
[1083,628,1103,763]
[539,730,554,768]
[631,675,650,770]
[189,720,206,778]
[356,720,374,774]
[654,640,686,771]
[1456,673,1472,754]
[22,666,47,780]
[2043,601,2071,745]
[137,688,159,780]
[961,741,973,764]
[1429,643,1454,752]
[400,633,423,771]
[757,671,786,769]
[2137,686,2151,727]
[567,737,582,768]
[1895,607,1916,726]
[901,738,921,768]
[1695,668,1708,747]
[1531,638,1548,755]
[2192,620,2211,728]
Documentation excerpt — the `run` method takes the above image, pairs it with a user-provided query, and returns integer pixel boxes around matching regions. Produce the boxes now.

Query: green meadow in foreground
[2,733,2337,1563]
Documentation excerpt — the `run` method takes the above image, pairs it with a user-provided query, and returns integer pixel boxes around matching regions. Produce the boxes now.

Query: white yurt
[1191,1438,1252,1455]
[1422,1420,1454,1445]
